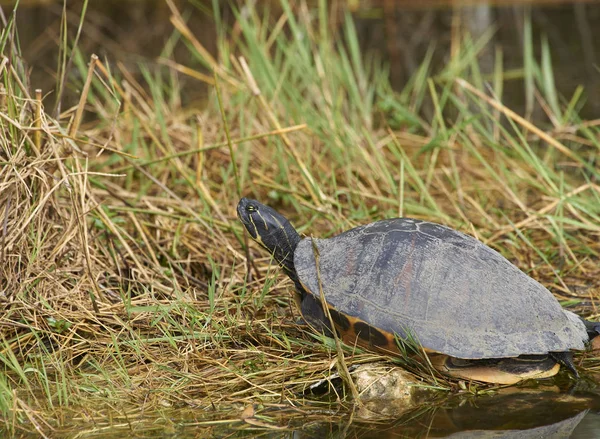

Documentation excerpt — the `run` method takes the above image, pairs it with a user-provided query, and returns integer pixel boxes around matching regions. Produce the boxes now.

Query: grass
[1,0,600,436]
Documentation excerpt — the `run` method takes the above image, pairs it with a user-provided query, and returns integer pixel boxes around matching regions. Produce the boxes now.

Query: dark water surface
[289,386,600,438]
[27,386,597,438]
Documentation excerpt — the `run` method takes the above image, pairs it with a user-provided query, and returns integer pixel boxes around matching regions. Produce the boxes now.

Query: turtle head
[237,198,301,282]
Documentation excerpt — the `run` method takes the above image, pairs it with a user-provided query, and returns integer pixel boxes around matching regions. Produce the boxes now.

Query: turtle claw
[550,352,579,379]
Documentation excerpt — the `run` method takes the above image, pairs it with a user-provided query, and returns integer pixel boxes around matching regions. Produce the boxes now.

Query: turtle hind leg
[583,318,600,340]
[550,351,579,378]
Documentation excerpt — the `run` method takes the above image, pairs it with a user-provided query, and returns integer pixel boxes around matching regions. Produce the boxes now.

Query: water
[49,390,600,438]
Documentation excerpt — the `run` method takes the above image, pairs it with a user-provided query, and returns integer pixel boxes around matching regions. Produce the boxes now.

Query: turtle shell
[294,218,588,359]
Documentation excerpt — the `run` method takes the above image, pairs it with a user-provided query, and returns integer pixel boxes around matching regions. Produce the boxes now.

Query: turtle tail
[582,318,600,340]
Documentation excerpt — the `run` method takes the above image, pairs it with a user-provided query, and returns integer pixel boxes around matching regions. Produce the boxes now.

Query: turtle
[237,197,597,384]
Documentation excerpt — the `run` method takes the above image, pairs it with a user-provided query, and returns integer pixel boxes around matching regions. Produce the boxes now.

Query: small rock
[351,362,427,417]
[352,362,416,401]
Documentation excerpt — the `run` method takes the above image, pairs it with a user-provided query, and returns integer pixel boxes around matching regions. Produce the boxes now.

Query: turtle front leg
[299,293,334,337]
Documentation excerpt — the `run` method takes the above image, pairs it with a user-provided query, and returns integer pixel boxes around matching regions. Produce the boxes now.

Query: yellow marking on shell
[299,281,561,385]
[299,289,439,357]
[314,299,557,385]
[338,314,560,384]
[330,309,402,356]
[430,356,560,385]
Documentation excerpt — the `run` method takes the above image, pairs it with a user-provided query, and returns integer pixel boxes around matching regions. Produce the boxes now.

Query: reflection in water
[64,389,599,438]
[291,390,600,439]
[572,412,600,438]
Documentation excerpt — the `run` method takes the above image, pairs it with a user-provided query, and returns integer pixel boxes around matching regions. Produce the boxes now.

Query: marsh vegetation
[1,0,600,437]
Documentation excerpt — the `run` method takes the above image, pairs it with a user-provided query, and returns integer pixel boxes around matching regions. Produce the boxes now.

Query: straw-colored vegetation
[1,0,600,436]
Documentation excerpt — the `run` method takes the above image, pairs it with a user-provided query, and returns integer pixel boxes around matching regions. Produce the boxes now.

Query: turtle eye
[246,204,258,213]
